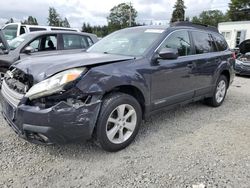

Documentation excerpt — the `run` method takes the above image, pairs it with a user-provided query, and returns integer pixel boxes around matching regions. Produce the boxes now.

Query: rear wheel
[95,92,142,152]
[205,75,228,107]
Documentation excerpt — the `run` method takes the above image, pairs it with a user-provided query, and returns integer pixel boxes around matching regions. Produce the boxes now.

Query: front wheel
[95,92,142,152]
[205,75,228,107]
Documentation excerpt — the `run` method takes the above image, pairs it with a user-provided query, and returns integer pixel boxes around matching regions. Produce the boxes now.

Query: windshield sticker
[144,29,164,33]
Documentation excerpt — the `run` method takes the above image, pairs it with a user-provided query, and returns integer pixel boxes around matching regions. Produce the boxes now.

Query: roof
[218,21,250,25]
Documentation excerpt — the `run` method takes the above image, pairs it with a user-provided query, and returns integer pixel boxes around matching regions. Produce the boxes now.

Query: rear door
[190,30,219,97]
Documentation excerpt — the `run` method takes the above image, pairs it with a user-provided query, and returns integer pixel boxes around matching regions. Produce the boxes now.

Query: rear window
[212,34,228,51]
[191,31,217,54]
[29,27,47,32]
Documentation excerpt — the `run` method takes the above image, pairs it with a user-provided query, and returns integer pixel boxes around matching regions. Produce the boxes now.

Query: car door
[151,30,196,109]
[190,31,220,97]
[20,34,59,59]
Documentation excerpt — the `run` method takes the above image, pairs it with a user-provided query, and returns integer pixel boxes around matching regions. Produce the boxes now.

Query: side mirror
[23,46,34,54]
[158,48,178,60]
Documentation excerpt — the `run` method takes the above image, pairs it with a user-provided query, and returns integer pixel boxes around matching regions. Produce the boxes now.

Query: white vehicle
[2,23,80,41]
[218,21,250,49]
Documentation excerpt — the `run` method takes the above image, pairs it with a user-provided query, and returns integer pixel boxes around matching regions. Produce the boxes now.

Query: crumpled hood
[239,39,250,54]
[12,52,134,82]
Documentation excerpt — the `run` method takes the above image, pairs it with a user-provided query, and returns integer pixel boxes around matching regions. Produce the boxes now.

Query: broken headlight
[25,68,87,100]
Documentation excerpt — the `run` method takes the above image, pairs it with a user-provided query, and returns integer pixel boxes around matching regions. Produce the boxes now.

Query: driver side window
[161,30,192,56]
[26,35,57,53]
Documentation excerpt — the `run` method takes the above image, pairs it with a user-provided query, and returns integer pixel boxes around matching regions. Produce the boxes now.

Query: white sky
[0,0,230,28]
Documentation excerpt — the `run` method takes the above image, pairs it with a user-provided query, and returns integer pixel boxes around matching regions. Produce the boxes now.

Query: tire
[95,92,142,152]
[205,75,228,107]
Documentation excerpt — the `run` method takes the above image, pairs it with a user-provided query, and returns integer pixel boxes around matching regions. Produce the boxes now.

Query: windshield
[3,24,18,41]
[8,34,29,50]
[88,27,165,57]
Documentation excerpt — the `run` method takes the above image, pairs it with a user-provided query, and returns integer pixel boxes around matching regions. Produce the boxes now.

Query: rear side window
[161,30,192,56]
[62,34,93,50]
[212,34,228,51]
[191,31,217,54]
[29,27,47,32]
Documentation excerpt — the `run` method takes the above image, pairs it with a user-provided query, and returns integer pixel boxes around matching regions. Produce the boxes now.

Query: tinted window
[62,34,92,49]
[212,34,228,51]
[191,31,217,54]
[161,30,191,56]
[51,28,77,32]
[29,27,47,32]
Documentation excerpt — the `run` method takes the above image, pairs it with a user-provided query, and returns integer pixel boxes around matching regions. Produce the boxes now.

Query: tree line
[4,0,250,37]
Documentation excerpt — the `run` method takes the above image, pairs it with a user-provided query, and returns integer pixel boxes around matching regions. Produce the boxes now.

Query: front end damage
[0,68,102,144]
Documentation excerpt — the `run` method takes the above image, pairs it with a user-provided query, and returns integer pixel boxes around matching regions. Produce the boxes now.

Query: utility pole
[129,2,132,27]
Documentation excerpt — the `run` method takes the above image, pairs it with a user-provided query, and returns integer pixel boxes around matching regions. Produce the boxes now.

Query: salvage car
[0,30,98,80]
[0,22,235,152]
[235,39,250,75]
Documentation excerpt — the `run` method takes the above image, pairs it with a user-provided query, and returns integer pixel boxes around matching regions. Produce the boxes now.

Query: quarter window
[191,31,217,54]
[212,34,228,51]
[161,30,192,56]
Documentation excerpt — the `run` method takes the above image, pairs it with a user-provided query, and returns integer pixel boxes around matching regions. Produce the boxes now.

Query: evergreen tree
[170,0,186,23]
[47,7,61,26]
[5,18,14,24]
[23,16,38,25]
[61,17,70,28]
[228,0,250,21]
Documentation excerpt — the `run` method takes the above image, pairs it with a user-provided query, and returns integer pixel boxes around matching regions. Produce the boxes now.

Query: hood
[12,52,134,82]
[239,39,250,54]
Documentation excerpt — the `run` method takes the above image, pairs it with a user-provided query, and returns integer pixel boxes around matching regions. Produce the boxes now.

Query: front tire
[205,75,228,107]
[95,92,142,152]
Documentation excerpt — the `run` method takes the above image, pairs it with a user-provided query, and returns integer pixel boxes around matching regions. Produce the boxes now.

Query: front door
[151,30,196,109]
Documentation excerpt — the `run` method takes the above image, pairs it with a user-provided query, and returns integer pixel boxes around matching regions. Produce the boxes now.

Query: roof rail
[170,21,219,33]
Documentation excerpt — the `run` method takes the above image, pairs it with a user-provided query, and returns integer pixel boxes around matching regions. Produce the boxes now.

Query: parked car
[0,30,98,80]
[2,23,80,41]
[0,22,235,152]
[235,39,250,75]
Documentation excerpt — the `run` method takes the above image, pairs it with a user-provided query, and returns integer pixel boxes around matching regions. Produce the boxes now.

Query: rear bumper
[1,94,101,144]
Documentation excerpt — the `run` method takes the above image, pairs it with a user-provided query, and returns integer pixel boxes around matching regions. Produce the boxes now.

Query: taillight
[232,52,236,60]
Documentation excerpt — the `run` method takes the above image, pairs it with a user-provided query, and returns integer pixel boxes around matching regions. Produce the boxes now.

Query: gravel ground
[0,76,250,188]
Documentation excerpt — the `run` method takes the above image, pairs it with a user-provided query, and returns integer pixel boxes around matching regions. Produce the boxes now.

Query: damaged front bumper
[1,94,101,144]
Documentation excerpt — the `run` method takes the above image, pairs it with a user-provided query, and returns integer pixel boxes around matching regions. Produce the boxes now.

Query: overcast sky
[0,0,230,28]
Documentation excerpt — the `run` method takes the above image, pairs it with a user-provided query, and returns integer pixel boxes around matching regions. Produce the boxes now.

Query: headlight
[25,68,86,100]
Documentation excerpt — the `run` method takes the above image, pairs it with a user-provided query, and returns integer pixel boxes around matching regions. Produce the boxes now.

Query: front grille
[1,80,24,107]
[242,63,250,70]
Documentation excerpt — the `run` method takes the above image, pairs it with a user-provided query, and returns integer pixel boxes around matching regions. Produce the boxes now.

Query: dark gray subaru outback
[0,22,235,152]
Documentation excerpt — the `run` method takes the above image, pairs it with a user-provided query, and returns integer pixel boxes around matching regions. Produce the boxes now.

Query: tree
[22,16,38,25]
[170,0,186,23]
[47,7,61,26]
[192,10,229,27]
[107,3,137,31]
[5,18,14,24]
[61,17,70,28]
[81,22,92,33]
[228,0,250,21]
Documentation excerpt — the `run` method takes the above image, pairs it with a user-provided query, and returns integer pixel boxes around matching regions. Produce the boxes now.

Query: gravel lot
[0,76,250,188]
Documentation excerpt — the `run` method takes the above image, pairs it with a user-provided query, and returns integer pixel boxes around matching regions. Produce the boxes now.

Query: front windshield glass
[8,34,29,50]
[3,24,18,41]
[88,27,165,57]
